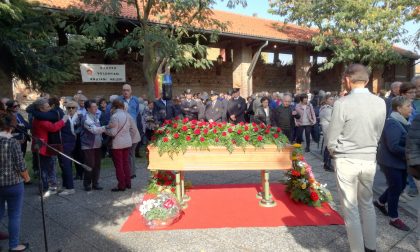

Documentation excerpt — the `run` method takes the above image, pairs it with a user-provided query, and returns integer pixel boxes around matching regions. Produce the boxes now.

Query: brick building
[23,0,419,100]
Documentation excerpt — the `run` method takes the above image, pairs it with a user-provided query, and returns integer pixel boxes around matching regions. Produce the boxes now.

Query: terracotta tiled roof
[30,0,419,58]
[31,0,316,43]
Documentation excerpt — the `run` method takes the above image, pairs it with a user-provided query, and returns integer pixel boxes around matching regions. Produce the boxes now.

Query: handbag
[105,112,128,148]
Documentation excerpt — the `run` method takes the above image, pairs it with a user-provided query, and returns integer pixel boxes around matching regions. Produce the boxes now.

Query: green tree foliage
[269,0,419,70]
[0,0,87,93]
[76,0,247,99]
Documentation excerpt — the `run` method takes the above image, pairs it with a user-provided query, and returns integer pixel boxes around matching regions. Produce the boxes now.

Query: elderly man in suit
[205,91,226,122]
[181,89,199,120]
[227,88,247,124]
[153,94,176,125]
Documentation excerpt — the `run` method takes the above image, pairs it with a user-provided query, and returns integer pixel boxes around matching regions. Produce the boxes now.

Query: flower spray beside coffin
[285,144,333,207]
[137,192,182,229]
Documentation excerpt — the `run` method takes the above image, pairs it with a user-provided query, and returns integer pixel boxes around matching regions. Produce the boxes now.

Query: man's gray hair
[390,81,402,89]
[411,76,420,85]
[33,98,49,110]
[283,93,293,100]
[109,95,119,102]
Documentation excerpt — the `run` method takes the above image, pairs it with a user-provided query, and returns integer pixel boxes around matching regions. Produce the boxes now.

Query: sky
[213,1,418,53]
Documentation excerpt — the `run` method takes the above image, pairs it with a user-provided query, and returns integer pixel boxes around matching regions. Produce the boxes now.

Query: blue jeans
[58,143,75,189]
[378,166,407,218]
[0,183,24,249]
[39,155,56,191]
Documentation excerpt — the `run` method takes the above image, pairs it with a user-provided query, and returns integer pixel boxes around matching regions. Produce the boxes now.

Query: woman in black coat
[374,96,412,231]
[406,112,420,248]
[252,97,274,126]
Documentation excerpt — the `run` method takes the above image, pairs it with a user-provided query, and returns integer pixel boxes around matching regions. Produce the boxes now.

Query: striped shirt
[0,136,26,187]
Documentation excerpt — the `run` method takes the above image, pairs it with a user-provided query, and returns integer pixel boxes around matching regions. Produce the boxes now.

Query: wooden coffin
[147,145,293,171]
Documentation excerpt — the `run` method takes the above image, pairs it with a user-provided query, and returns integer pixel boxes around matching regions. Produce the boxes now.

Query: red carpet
[120,183,344,232]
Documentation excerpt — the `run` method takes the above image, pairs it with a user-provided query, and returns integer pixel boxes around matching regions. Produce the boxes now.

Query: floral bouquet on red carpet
[146,170,192,195]
[146,171,176,194]
[285,144,333,207]
[138,192,182,229]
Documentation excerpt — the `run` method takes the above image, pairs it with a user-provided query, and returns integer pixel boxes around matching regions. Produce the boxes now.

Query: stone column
[232,43,252,97]
[294,45,311,93]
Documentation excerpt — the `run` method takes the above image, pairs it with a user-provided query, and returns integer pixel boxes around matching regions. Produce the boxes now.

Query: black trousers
[83,148,102,188]
[296,125,312,150]
[73,135,84,178]
[282,128,293,143]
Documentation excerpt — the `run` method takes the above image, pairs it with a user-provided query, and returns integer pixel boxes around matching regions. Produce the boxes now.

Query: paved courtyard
[0,143,419,252]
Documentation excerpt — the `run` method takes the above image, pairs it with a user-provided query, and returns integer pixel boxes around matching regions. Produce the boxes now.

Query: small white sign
[80,63,126,82]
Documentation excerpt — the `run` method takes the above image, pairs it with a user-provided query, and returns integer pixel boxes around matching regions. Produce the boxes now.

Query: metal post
[256,170,264,199]
[181,171,190,202]
[175,171,187,209]
[259,170,276,207]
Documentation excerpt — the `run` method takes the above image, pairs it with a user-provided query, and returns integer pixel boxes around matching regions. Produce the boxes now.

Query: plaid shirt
[0,136,26,187]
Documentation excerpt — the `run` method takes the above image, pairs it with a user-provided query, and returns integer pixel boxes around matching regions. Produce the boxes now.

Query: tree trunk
[142,43,159,100]
[0,67,13,98]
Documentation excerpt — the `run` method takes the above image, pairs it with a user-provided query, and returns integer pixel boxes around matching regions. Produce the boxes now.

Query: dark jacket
[244,100,254,123]
[252,107,274,125]
[377,117,408,170]
[204,100,226,122]
[180,99,199,120]
[272,105,300,130]
[13,113,30,142]
[385,94,397,117]
[406,113,420,178]
[196,100,206,121]
[153,99,176,125]
[227,96,247,124]
[61,115,80,144]
[33,108,64,149]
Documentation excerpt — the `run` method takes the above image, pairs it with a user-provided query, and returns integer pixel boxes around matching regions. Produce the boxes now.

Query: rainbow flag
[154,74,163,99]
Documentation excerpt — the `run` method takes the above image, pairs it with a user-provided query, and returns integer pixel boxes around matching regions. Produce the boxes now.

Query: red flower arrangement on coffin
[151,120,289,157]
[285,144,333,207]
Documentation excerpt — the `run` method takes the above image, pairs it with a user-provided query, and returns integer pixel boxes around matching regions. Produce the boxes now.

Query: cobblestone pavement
[0,143,418,251]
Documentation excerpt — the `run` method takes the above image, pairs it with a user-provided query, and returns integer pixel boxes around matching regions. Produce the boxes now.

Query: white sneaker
[58,189,75,196]
[42,190,52,198]
[400,192,411,201]
[399,194,407,203]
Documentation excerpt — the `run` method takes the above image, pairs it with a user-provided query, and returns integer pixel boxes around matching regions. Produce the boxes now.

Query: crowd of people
[0,65,419,251]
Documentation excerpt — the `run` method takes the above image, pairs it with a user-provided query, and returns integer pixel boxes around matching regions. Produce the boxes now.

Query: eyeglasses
[66,107,76,110]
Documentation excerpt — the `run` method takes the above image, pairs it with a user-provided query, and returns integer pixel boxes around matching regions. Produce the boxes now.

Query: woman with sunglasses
[6,100,30,158]
[56,101,80,196]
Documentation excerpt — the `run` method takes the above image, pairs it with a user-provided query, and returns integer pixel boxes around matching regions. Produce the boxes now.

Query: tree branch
[134,0,143,23]
[143,0,154,21]
[187,0,204,24]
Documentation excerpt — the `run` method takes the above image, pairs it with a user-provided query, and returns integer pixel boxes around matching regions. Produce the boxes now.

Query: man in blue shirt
[119,84,141,179]
[119,84,140,120]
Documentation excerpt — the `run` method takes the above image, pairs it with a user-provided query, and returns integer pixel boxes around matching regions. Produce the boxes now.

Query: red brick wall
[253,63,296,93]
[56,52,341,100]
